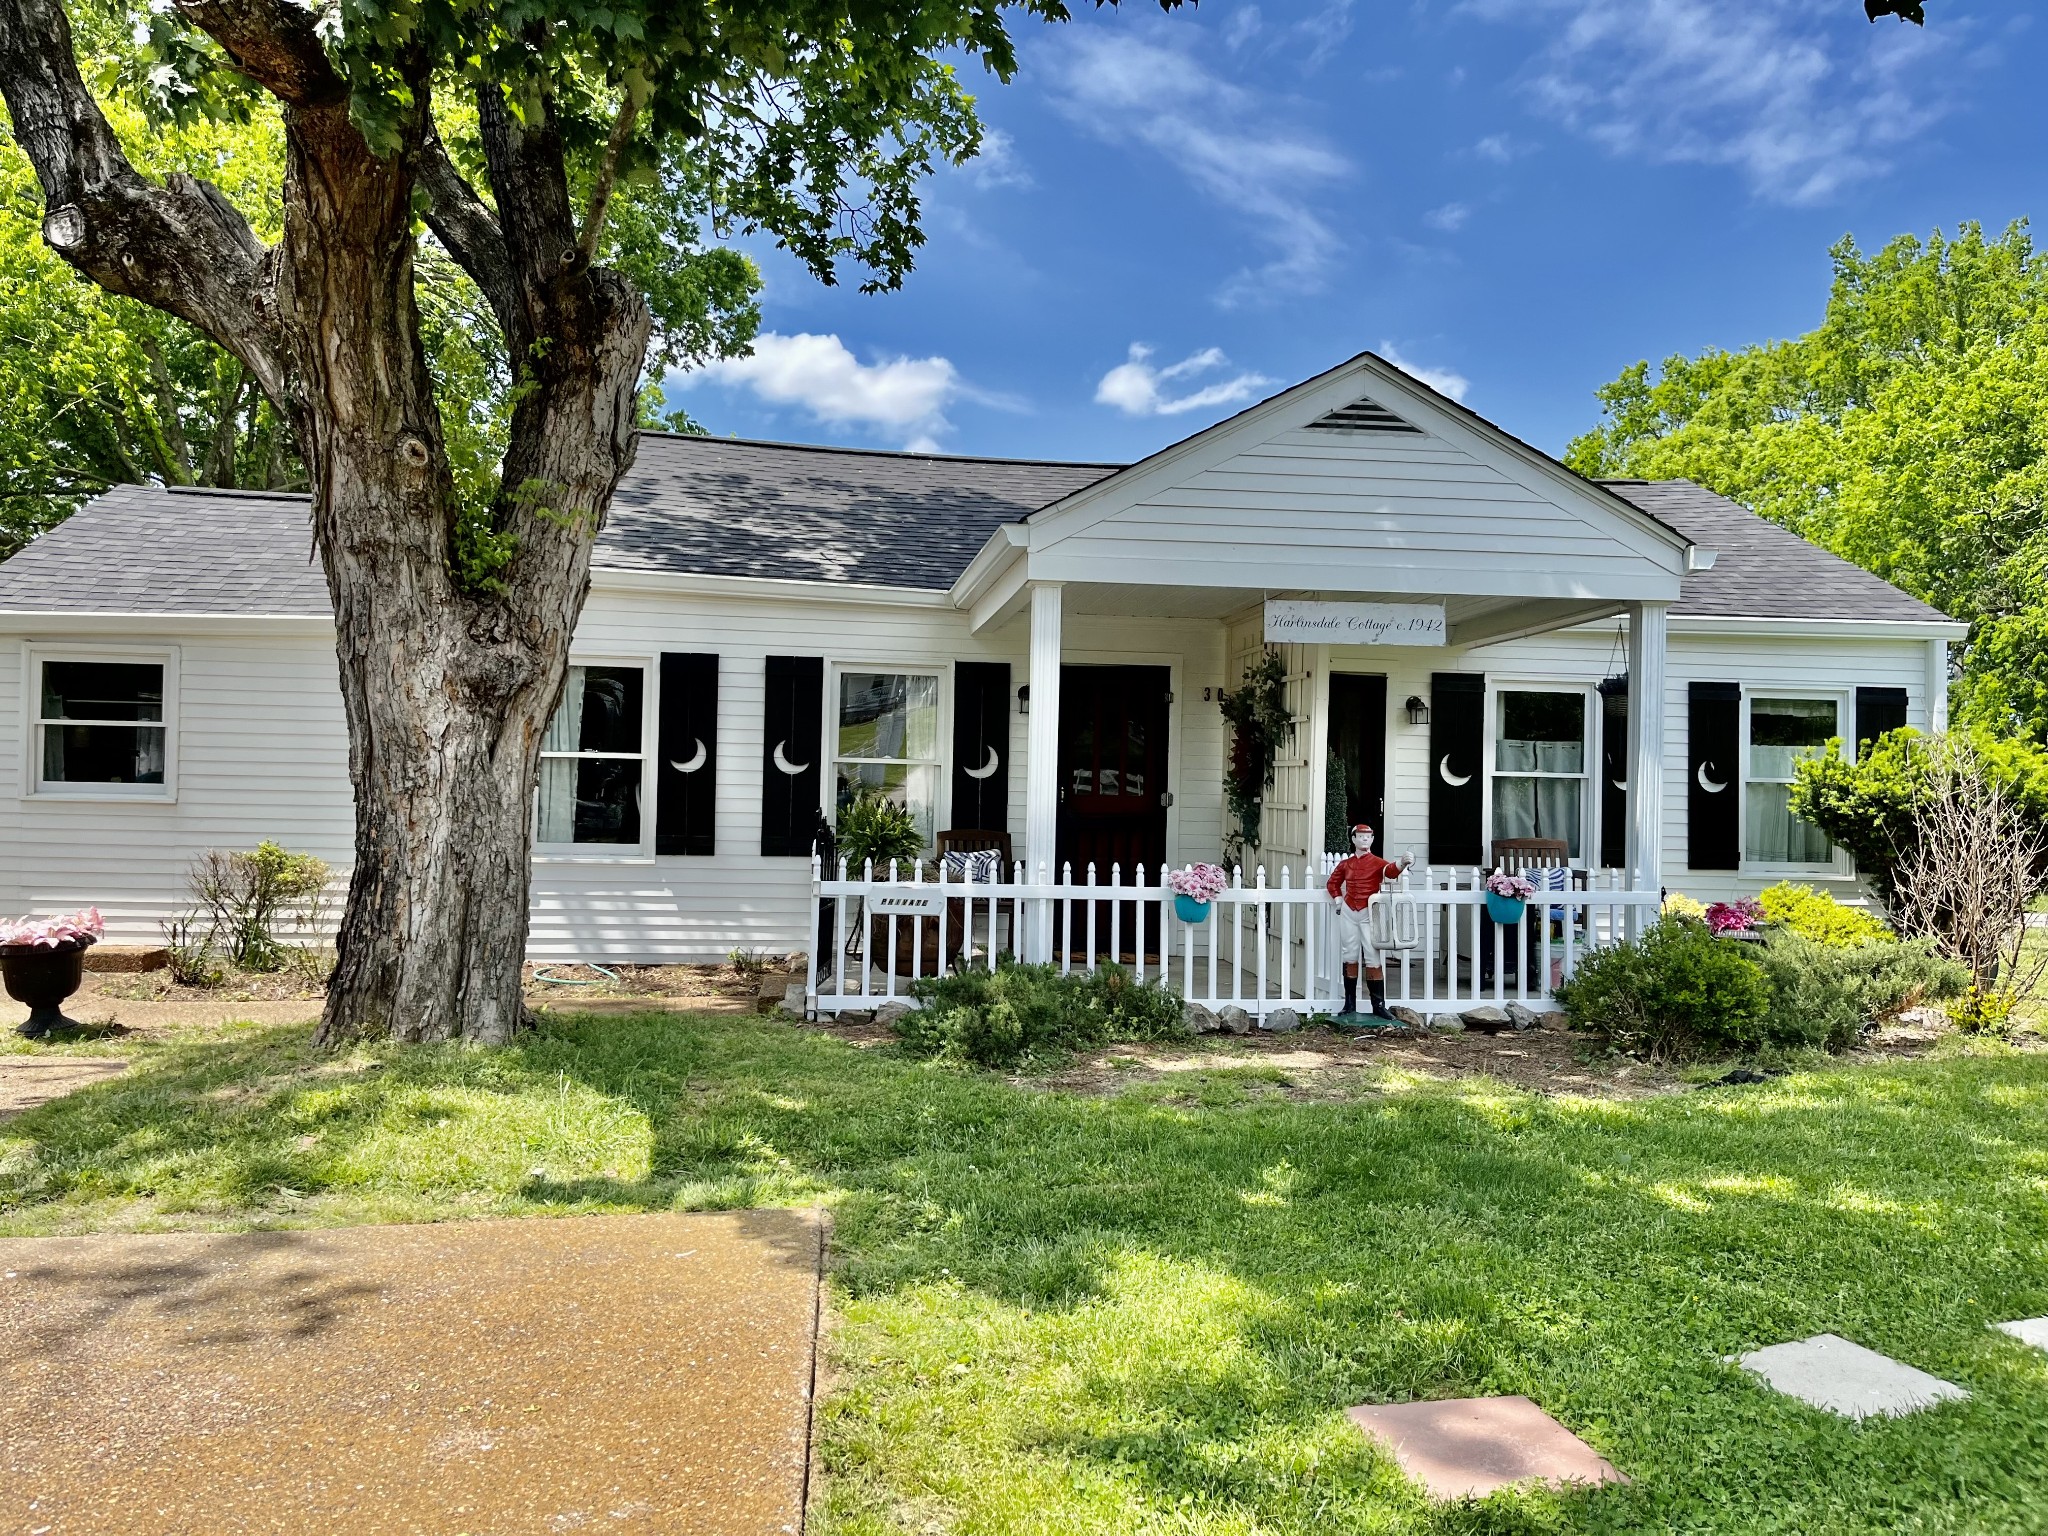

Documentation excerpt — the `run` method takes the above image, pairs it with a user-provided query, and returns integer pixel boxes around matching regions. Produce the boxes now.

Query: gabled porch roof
[950,351,1704,645]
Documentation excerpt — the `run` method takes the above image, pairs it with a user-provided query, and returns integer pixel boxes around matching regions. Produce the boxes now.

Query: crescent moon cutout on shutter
[1612,777,1628,792]
[670,738,707,774]
[1697,762,1727,793]
[773,741,810,775]
[1437,755,1472,788]
[964,746,999,780]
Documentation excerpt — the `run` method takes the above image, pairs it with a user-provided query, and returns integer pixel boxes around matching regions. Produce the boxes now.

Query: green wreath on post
[1218,648,1294,867]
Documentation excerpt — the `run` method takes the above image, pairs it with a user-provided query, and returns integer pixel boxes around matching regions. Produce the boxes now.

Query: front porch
[805,858,1661,1018]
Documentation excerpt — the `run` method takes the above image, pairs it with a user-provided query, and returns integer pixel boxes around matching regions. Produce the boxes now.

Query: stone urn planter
[3,936,94,1038]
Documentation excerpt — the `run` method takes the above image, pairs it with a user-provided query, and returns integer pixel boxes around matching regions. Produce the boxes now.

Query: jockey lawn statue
[1324,823,1414,1024]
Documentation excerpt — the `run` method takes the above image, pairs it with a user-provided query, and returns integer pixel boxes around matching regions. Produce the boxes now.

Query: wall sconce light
[1405,695,1429,727]
[1017,684,1030,715]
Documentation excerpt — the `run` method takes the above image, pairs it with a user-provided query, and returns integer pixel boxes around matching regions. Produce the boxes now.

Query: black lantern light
[1404,694,1429,726]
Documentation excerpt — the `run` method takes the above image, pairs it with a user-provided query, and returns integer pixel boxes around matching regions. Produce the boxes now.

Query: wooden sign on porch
[1264,600,1447,645]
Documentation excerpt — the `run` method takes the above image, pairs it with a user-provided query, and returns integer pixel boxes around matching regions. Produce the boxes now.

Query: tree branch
[576,92,641,265]
[0,0,288,403]
[417,131,520,343]
[171,0,345,108]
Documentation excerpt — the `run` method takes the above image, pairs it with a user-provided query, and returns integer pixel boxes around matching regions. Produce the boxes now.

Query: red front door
[1055,665,1171,959]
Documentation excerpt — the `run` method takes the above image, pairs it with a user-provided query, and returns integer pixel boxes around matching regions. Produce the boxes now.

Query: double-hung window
[33,652,173,796]
[538,663,647,849]
[1745,696,1837,866]
[834,670,940,847]
[1492,688,1590,859]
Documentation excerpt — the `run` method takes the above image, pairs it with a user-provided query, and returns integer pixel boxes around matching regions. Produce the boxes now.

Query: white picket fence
[805,855,1662,1019]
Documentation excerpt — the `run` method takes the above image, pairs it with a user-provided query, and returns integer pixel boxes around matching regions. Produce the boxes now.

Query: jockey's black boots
[1342,973,1358,1015]
[1367,976,1393,1020]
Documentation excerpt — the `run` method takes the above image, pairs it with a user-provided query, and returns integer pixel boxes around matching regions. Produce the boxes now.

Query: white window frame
[1483,679,1596,867]
[827,660,950,852]
[532,654,656,862]
[1740,688,1853,878]
[22,642,179,803]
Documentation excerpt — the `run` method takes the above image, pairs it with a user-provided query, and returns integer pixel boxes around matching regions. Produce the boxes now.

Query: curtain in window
[538,668,587,843]
[1493,777,1582,854]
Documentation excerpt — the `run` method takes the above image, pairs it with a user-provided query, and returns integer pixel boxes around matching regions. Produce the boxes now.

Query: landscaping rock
[1388,1005,1428,1030]
[873,1001,914,1030]
[1260,1007,1302,1034]
[1217,1004,1254,1035]
[83,945,168,974]
[778,982,807,1018]
[1505,1003,1540,1032]
[1183,1002,1221,1035]
[1429,1014,1466,1033]
[835,1009,874,1026]
[1460,1005,1512,1033]
[1535,1009,1568,1030]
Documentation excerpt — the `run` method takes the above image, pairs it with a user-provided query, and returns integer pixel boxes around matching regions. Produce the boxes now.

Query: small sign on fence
[1264,600,1447,646]
[869,889,946,917]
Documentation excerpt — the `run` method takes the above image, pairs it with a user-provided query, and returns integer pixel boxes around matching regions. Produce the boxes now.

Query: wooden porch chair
[937,828,1014,870]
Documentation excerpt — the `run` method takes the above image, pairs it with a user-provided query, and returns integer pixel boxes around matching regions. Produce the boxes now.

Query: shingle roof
[1601,480,1950,623]
[0,439,1950,627]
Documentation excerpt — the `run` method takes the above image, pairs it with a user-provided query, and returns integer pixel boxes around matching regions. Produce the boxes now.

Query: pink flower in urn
[1703,899,1761,936]
[1484,870,1537,901]
[0,907,105,948]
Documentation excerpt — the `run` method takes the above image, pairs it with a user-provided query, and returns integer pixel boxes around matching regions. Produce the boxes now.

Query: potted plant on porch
[1483,870,1536,926]
[1169,863,1228,923]
[0,908,104,1038]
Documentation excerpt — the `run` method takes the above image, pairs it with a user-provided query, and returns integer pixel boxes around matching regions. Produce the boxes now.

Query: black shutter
[950,662,1010,833]
[1688,681,1741,871]
[1428,672,1484,866]
[1599,683,1628,870]
[655,653,717,856]
[761,655,824,857]
[1855,686,1909,756]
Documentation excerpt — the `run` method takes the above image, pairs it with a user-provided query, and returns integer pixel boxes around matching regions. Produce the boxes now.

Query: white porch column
[1625,601,1670,908]
[1926,637,1950,733]
[1024,583,1063,960]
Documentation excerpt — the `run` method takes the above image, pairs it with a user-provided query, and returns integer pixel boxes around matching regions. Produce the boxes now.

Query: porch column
[1025,583,1063,960]
[1926,636,1950,733]
[1625,601,1669,910]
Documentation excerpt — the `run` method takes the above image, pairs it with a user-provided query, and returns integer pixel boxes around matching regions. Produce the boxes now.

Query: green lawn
[6,1014,2048,1532]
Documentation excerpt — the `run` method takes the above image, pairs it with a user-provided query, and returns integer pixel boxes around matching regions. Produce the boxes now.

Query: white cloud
[690,332,963,448]
[966,127,1032,190]
[1379,343,1471,404]
[1095,344,1274,418]
[1223,4,1261,50]
[1463,0,1954,204]
[1471,132,1524,164]
[1044,30,1349,304]
[1423,201,1471,232]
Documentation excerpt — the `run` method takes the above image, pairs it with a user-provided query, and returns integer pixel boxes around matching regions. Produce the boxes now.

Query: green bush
[900,959,1186,1068]
[1752,930,1969,1051]
[835,788,923,874]
[1556,915,1773,1058]
[1757,881,1893,947]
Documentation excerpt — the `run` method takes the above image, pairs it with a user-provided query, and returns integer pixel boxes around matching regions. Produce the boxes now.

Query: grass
[6,1014,2048,1532]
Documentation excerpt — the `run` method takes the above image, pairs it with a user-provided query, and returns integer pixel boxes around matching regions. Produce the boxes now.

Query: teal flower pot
[1174,894,1212,923]
[1484,892,1527,925]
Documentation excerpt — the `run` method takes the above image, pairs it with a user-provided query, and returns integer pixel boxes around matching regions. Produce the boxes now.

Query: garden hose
[532,963,621,986]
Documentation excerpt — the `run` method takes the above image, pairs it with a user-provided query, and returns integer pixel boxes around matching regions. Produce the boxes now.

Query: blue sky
[666,0,2044,465]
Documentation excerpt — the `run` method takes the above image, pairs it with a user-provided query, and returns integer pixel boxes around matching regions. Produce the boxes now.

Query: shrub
[900,960,1185,1068]
[189,841,331,971]
[834,789,923,875]
[1555,915,1773,1058]
[1751,930,1968,1051]
[161,912,224,988]
[1662,892,1708,921]
[1757,881,1893,947]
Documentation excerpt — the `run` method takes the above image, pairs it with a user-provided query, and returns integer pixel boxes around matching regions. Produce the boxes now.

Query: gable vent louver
[1304,396,1424,434]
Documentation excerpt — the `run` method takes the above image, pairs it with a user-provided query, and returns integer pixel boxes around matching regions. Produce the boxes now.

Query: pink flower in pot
[0,907,104,1038]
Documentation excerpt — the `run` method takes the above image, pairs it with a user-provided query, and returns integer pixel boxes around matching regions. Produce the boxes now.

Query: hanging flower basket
[1169,864,1227,923]
[1483,871,1536,927]
[0,908,103,1039]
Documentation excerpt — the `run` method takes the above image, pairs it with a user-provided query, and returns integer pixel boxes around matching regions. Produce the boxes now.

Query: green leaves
[1567,222,2048,743]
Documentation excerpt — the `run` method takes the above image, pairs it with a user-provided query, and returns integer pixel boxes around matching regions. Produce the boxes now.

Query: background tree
[0,0,1111,1046]
[1567,222,2048,741]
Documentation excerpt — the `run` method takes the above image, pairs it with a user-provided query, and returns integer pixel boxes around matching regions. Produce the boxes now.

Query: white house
[0,352,1962,1008]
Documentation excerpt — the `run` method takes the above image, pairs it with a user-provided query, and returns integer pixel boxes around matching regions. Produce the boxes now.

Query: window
[538,664,646,847]
[1492,689,1588,858]
[1746,696,1836,865]
[34,655,169,795]
[834,670,940,846]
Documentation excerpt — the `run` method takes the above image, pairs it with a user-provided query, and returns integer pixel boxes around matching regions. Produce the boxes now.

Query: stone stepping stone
[1735,1333,1967,1420]
[1346,1395,1628,1500]
[1992,1317,2048,1352]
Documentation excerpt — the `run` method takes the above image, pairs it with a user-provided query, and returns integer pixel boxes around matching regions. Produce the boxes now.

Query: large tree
[0,0,1116,1045]
[1567,221,2048,742]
